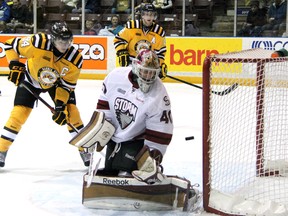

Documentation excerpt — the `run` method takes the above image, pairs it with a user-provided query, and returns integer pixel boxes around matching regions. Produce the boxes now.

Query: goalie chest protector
[82,174,194,211]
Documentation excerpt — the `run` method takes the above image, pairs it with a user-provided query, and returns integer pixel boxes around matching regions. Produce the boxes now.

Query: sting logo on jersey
[134,40,151,54]
[38,67,59,87]
[114,97,138,129]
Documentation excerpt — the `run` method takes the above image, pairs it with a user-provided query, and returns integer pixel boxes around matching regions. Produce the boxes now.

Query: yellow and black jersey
[113,20,166,65]
[5,33,83,103]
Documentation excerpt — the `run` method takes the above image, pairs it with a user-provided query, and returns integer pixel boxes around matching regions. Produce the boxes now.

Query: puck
[185,136,194,141]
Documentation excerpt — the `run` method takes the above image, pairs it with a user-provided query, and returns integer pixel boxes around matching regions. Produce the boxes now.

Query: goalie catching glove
[52,100,68,125]
[69,111,115,150]
[8,61,26,86]
[132,145,165,184]
[117,49,130,67]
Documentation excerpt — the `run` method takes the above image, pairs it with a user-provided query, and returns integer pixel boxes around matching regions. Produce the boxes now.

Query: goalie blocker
[82,174,201,212]
[69,111,115,150]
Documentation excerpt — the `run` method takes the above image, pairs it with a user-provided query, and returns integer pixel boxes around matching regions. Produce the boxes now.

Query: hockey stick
[20,82,79,133]
[166,75,239,96]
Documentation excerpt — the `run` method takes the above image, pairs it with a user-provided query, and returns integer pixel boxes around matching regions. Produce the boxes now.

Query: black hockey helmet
[50,21,73,42]
[141,3,156,13]
[141,3,157,22]
[50,22,73,53]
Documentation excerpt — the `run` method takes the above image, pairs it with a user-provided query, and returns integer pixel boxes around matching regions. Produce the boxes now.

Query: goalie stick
[86,145,102,187]
[166,75,239,96]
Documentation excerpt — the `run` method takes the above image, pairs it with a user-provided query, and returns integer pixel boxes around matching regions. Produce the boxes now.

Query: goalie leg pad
[69,111,115,149]
[82,174,198,211]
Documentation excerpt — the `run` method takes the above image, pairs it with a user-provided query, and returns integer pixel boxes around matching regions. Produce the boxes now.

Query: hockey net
[202,48,288,215]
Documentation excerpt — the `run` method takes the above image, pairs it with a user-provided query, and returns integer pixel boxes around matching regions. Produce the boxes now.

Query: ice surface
[0,77,216,216]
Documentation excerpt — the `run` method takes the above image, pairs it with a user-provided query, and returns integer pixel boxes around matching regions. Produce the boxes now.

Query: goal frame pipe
[203,56,229,215]
[202,56,213,213]
[256,60,265,177]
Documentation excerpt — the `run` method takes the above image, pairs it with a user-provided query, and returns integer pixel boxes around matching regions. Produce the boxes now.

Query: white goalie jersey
[96,67,173,155]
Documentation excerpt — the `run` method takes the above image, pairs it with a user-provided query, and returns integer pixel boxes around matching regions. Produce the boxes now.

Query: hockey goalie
[69,49,200,211]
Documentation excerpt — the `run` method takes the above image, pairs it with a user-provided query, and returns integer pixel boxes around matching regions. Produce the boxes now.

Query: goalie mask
[50,22,73,53]
[132,49,160,93]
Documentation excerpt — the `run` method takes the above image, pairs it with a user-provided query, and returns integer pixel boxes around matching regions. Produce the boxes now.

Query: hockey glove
[8,61,26,86]
[52,100,67,126]
[159,63,167,79]
[117,49,129,66]
[132,146,165,184]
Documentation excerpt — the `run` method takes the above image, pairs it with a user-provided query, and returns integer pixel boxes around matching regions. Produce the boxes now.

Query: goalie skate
[185,184,202,212]
[82,174,201,212]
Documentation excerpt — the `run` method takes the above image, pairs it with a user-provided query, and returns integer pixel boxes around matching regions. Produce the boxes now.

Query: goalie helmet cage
[202,48,288,216]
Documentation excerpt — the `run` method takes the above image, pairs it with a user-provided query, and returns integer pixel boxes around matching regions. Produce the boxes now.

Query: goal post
[202,48,288,215]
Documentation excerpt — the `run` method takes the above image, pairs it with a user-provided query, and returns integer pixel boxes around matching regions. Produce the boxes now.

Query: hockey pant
[99,140,144,176]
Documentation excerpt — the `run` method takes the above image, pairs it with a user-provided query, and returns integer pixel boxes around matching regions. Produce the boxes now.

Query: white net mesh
[204,48,288,215]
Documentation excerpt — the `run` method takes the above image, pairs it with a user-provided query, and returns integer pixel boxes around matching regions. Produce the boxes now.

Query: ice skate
[186,184,202,212]
[79,150,91,167]
[0,151,7,167]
